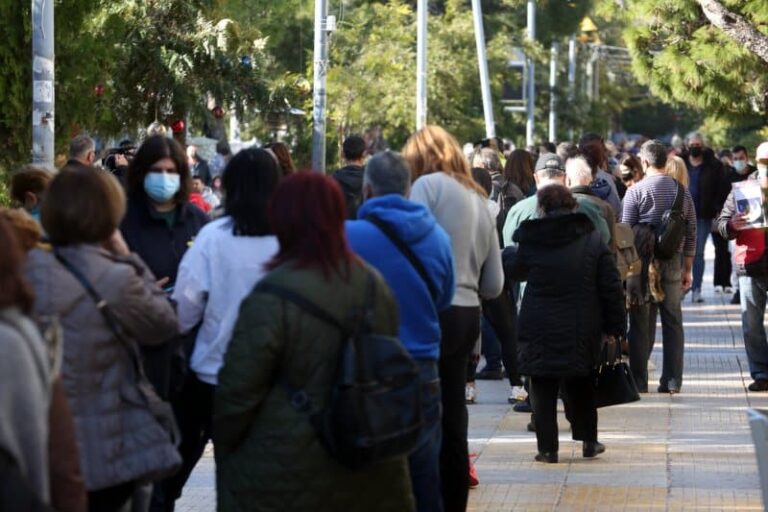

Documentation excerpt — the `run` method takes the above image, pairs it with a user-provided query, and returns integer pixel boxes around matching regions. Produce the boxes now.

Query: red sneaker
[468,459,479,489]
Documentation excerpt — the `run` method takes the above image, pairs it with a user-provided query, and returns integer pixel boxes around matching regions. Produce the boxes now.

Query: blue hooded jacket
[346,194,455,360]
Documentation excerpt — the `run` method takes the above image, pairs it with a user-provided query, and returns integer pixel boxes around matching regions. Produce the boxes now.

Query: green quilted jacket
[213,260,416,512]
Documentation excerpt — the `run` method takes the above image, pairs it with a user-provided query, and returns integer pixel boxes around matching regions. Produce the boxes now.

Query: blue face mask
[733,160,747,173]
[29,205,41,224]
[144,172,181,203]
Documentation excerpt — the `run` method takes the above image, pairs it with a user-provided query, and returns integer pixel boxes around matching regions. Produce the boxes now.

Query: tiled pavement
[178,257,767,511]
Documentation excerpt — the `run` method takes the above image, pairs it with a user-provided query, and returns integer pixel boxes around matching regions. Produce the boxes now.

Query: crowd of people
[2,124,768,512]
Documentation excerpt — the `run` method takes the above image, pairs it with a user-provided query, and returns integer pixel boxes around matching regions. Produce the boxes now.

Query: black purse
[594,337,641,408]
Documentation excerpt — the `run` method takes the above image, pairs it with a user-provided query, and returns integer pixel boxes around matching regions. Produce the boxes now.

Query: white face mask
[733,160,748,173]
[758,163,768,179]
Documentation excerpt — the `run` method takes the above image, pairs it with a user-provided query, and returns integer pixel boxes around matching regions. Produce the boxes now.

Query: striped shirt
[621,174,697,257]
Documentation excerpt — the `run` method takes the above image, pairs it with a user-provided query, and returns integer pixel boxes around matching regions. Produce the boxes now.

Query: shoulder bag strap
[671,181,684,213]
[53,249,146,378]
[257,283,348,333]
[365,214,439,303]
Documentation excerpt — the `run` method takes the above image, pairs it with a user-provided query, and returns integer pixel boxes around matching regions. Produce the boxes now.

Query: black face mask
[689,147,703,158]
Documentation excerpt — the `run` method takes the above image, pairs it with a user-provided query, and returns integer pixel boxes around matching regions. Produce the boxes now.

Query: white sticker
[33,80,53,103]
[32,56,54,75]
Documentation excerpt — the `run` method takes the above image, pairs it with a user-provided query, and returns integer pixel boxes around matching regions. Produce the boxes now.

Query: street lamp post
[526,0,536,147]
[416,0,428,130]
[472,0,495,139]
[311,0,329,173]
[548,41,558,143]
[32,0,55,167]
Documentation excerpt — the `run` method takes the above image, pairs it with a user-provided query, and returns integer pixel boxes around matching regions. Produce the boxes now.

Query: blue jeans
[739,276,768,381]
[693,218,712,291]
[409,360,443,512]
[628,257,685,391]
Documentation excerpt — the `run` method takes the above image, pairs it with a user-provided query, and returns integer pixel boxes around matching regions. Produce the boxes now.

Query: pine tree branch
[695,0,768,64]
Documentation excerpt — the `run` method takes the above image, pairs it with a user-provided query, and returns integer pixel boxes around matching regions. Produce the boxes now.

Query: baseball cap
[535,153,564,173]
[756,142,768,161]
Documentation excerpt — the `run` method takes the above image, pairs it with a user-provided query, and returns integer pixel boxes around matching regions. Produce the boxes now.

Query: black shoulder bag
[258,272,423,469]
[365,214,439,302]
[594,337,641,408]
[654,181,686,260]
[53,250,181,450]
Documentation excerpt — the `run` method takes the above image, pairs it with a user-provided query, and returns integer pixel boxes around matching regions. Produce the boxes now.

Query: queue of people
[2,125,768,512]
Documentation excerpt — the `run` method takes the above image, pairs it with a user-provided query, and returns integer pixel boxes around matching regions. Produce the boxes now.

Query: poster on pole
[733,180,766,229]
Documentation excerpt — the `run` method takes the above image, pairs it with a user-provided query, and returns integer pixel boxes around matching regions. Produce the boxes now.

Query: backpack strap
[365,215,439,303]
[257,283,348,333]
[671,180,684,213]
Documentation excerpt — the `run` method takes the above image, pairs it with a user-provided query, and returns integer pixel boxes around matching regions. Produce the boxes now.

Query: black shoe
[657,384,668,393]
[534,452,558,463]
[749,380,768,392]
[731,292,741,305]
[527,418,536,432]
[476,368,505,380]
[583,441,605,458]
[513,398,533,413]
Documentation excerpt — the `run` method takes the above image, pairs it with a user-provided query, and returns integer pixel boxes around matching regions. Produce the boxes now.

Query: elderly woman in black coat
[505,184,625,463]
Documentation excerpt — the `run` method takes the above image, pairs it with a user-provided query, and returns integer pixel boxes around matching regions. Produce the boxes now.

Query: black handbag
[258,272,424,469]
[594,338,641,408]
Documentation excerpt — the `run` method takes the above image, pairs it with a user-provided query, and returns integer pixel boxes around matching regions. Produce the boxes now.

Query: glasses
[149,167,177,174]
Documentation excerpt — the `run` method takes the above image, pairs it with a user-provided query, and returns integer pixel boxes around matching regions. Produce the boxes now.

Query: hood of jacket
[591,177,613,201]
[357,194,438,246]
[513,212,594,247]
[333,165,364,191]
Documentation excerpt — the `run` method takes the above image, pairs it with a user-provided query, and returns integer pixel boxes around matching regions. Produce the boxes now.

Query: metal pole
[472,0,495,139]
[548,41,558,143]
[567,35,576,140]
[311,0,329,173]
[416,0,428,130]
[526,0,536,147]
[32,0,55,167]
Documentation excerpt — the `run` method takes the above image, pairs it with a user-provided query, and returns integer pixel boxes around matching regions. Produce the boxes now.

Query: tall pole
[416,0,428,130]
[567,35,576,140]
[311,0,329,173]
[32,0,55,167]
[526,0,536,147]
[548,41,558,143]
[472,0,495,139]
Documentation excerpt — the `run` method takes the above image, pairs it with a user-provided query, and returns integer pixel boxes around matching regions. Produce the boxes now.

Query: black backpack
[654,181,686,260]
[258,273,423,469]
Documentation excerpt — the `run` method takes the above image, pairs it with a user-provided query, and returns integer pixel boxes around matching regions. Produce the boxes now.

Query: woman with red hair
[213,173,415,511]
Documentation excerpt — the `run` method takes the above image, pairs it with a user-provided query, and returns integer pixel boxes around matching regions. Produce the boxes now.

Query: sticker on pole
[33,81,53,103]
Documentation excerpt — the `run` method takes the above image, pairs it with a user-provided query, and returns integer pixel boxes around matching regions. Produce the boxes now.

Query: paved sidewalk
[178,262,767,511]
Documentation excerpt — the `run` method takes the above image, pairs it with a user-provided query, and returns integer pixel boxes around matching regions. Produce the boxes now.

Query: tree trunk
[696,0,768,65]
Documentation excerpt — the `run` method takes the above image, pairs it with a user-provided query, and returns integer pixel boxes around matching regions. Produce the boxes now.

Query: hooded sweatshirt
[346,194,455,360]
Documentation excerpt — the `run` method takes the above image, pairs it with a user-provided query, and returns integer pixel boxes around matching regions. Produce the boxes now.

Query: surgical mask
[29,205,41,224]
[759,163,768,179]
[144,172,180,203]
[689,147,703,158]
[733,160,748,173]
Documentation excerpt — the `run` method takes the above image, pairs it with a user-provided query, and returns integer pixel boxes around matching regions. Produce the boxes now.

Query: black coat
[505,213,626,378]
[120,197,209,286]
[332,165,364,219]
[686,150,725,219]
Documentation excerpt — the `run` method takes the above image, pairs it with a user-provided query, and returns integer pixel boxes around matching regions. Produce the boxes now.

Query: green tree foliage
[624,0,768,117]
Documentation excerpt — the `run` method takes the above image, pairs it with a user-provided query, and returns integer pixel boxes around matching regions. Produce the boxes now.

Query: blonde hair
[402,125,487,196]
[666,155,689,188]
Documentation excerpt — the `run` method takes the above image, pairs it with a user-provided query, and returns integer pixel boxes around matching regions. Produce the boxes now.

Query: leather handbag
[594,337,641,408]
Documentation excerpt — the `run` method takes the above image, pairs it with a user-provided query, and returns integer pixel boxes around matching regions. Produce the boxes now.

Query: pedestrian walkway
[178,264,767,511]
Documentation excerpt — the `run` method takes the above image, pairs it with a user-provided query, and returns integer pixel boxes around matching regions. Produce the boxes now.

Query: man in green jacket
[503,153,610,248]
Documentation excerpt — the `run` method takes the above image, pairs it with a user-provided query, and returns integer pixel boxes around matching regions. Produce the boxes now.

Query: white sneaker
[714,286,724,294]
[509,385,528,403]
[692,290,704,303]
[724,286,734,294]
[465,382,477,404]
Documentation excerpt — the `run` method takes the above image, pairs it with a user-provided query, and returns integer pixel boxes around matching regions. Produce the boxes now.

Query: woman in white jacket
[162,148,282,507]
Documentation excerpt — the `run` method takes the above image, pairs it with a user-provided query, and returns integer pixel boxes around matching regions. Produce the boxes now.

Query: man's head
[362,151,411,200]
[191,175,205,194]
[556,142,578,163]
[565,156,593,188]
[69,135,96,166]
[533,153,566,188]
[343,135,367,164]
[732,145,750,174]
[472,147,502,175]
[639,139,668,172]
[686,132,705,158]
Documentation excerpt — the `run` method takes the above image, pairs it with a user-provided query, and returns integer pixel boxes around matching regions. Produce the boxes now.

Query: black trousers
[482,289,521,386]
[89,481,136,512]
[439,306,481,512]
[150,373,215,512]
[713,231,732,288]
[530,376,597,454]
